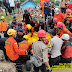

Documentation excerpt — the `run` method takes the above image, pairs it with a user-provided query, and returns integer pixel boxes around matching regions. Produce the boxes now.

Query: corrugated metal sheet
[22,1,37,7]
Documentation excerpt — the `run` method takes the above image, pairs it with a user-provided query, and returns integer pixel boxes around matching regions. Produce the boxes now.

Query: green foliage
[55,1,60,6]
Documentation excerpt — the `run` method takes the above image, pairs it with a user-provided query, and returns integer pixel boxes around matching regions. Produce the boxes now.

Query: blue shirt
[44,3,51,15]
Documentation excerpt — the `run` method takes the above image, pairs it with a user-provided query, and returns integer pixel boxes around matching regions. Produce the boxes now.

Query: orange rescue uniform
[53,24,66,30]
[5,37,26,61]
[54,12,64,22]
[0,21,2,31]
[1,21,8,31]
[24,26,33,35]
[58,28,72,37]
[19,40,33,55]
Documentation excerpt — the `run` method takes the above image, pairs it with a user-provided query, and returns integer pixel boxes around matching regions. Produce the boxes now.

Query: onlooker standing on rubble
[44,0,51,21]
[3,0,9,16]
[0,0,3,14]
[61,34,72,63]
[51,2,55,17]
[32,29,51,72]
[16,0,20,14]
[48,29,63,67]
[9,0,15,14]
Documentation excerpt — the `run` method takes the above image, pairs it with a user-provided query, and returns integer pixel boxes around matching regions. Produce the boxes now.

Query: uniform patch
[20,42,28,44]
[14,43,17,46]
[5,41,11,45]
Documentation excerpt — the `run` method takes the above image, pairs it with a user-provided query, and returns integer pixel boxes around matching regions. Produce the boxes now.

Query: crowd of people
[0,0,72,72]
[0,0,20,15]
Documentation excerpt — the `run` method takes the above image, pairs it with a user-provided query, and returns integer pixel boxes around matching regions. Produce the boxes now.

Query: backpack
[61,42,72,55]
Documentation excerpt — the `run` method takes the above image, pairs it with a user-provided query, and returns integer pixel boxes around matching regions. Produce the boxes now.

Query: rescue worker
[30,18,38,32]
[48,29,63,67]
[44,0,51,21]
[15,23,24,32]
[19,35,32,62]
[5,29,28,72]
[33,29,51,72]
[64,9,72,32]
[24,24,33,35]
[61,34,72,63]
[23,9,32,24]
[4,21,17,37]
[54,8,64,22]
[53,18,66,30]
[13,16,17,22]
[15,29,25,43]
[38,20,45,30]
[57,22,72,37]
[0,16,8,33]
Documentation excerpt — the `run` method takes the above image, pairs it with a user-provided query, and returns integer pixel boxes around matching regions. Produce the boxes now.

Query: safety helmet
[24,9,28,12]
[46,0,49,2]
[23,35,28,39]
[1,16,5,19]
[38,29,47,37]
[48,29,56,36]
[39,20,44,24]
[57,22,63,28]
[7,29,17,36]
[13,16,16,19]
[32,18,36,21]
[66,9,71,15]
[55,8,59,14]
[53,18,58,23]
[61,34,70,40]
[26,24,31,30]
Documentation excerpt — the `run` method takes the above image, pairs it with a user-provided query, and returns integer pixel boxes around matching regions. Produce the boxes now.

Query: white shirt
[9,0,15,7]
[48,36,63,58]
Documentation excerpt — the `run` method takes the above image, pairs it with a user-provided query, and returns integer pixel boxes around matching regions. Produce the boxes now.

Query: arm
[24,27,27,35]
[13,42,27,55]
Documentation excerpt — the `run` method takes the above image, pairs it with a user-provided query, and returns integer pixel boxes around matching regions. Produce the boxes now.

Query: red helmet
[53,18,58,23]
[57,22,63,28]
[46,0,49,2]
[38,29,48,37]
[66,9,71,15]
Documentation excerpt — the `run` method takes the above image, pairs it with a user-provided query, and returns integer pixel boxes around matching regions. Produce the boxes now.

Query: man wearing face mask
[44,0,51,21]
[5,29,28,72]
[54,8,64,23]
[57,22,72,37]
[0,16,8,33]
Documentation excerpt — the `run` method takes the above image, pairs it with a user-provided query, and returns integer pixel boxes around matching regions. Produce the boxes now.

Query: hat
[32,18,36,21]
[61,34,70,40]
[48,29,56,36]
[13,16,16,19]
[12,21,17,25]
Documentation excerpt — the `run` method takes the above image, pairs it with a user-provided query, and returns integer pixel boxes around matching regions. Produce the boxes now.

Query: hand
[46,67,51,72]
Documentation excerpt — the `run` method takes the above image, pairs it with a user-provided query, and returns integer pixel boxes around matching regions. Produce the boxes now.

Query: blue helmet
[32,18,36,21]
[24,9,28,12]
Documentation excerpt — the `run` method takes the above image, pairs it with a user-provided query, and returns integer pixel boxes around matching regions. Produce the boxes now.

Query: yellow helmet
[1,16,5,19]
[7,29,17,36]
[23,35,28,39]
[26,24,31,30]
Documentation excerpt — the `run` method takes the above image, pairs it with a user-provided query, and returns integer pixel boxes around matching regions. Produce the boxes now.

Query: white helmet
[55,8,59,15]
[61,34,70,40]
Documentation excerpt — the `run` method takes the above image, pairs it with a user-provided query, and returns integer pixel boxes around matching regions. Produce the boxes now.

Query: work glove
[46,67,51,72]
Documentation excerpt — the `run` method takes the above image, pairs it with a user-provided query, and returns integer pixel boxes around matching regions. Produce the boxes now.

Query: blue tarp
[22,1,37,7]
